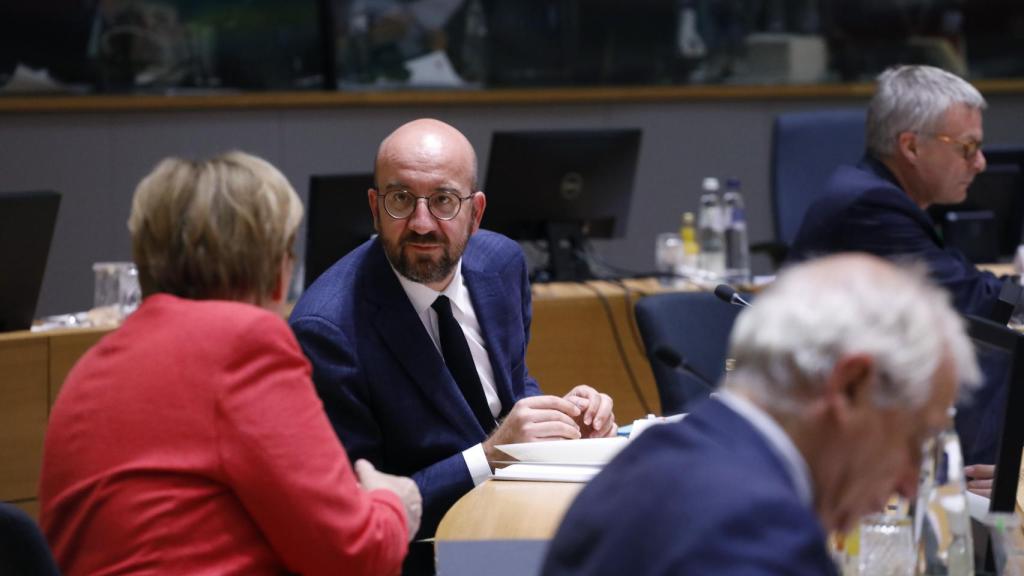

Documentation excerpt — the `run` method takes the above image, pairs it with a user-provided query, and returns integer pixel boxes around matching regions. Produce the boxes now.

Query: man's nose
[408,198,436,233]
[973,149,987,173]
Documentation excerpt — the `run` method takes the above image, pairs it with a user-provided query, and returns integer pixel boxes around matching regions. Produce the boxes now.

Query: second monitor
[483,128,642,281]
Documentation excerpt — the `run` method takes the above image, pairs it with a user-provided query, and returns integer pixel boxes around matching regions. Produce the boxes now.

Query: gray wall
[4,94,1024,316]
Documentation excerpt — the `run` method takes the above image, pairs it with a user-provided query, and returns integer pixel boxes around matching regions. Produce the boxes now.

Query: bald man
[290,119,617,549]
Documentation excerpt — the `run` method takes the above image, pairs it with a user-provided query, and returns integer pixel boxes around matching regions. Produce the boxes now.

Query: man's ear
[470,191,486,233]
[897,131,919,163]
[823,353,876,425]
[367,188,380,232]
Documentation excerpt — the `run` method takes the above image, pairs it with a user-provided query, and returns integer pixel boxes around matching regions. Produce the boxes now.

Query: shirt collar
[715,389,814,507]
[392,258,466,315]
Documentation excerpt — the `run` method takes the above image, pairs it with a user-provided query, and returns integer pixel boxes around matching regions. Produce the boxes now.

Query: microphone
[714,284,751,308]
[652,345,717,393]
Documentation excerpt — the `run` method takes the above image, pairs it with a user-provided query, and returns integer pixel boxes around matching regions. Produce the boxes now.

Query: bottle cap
[702,177,720,191]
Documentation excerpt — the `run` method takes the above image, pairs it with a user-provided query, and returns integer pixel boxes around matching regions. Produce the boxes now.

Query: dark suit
[290,230,541,539]
[542,399,837,576]
[789,155,1004,319]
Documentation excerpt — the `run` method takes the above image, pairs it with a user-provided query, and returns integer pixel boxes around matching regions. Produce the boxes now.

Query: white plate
[494,437,628,465]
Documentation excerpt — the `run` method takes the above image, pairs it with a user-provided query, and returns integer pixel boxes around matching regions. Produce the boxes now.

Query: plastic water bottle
[698,178,725,278]
[915,410,974,576]
[679,211,700,276]
[722,178,751,285]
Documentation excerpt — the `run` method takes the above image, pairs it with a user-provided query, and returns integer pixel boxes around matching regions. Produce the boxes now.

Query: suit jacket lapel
[363,242,485,438]
[464,265,517,416]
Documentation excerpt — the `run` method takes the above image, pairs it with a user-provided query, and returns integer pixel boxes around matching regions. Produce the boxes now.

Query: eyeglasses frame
[373,188,477,221]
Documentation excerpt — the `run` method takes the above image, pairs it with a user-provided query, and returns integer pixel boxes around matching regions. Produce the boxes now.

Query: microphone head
[653,345,682,369]
[713,284,737,304]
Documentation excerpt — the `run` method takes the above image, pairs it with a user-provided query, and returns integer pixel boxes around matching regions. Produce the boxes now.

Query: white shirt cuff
[462,443,493,486]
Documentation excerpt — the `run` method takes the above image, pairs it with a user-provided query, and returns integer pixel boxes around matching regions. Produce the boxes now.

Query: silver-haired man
[542,253,980,576]
[790,64,1001,319]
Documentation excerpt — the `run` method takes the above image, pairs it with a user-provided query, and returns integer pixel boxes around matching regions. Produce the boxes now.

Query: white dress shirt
[392,260,497,485]
[715,389,814,507]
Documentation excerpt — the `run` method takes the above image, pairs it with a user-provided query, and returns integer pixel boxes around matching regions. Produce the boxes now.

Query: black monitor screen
[482,128,642,281]
[304,173,375,289]
[962,315,1024,513]
[0,190,60,332]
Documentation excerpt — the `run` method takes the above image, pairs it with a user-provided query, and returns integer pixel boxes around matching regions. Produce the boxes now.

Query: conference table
[0,278,676,516]
[434,479,584,575]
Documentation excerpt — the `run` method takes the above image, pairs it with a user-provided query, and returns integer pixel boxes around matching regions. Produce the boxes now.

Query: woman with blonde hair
[40,151,419,575]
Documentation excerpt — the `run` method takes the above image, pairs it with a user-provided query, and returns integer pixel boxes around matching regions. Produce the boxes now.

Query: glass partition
[2,0,1023,94]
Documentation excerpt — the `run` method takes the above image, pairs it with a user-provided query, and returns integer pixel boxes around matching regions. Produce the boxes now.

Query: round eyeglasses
[375,189,475,221]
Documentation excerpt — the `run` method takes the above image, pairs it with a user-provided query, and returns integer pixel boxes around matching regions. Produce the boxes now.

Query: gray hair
[724,254,980,412]
[867,65,986,158]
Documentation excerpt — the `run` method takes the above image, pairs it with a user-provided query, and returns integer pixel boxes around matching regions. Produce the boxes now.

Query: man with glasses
[290,119,617,571]
[790,64,1004,319]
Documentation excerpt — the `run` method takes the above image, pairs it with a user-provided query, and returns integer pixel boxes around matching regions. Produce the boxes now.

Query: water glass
[858,513,915,576]
[655,232,683,286]
[92,261,141,323]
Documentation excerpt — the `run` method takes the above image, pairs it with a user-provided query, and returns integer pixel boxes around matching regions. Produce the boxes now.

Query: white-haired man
[542,253,980,576]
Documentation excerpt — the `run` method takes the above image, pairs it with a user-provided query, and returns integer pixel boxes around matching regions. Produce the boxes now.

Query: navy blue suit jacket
[789,156,1004,319]
[290,230,541,538]
[542,399,837,576]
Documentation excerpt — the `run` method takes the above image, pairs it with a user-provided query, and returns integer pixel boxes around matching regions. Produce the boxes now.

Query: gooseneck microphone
[652,345,717,393]
[714,284,751,308]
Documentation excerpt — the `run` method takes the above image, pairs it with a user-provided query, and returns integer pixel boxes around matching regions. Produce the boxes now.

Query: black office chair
[0,502,61,575]
[634,291,745,415]
[304,173,376,289]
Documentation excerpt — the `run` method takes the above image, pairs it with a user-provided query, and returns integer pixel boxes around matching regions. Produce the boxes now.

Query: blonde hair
[128,151,303,302]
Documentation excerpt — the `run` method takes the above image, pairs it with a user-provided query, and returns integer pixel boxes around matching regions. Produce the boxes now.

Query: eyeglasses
[375,189,475,221]
[927,133,983,160]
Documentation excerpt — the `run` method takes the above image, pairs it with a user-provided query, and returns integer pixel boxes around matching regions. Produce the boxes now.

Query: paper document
[494,463,602,483]
[495,437,627,465]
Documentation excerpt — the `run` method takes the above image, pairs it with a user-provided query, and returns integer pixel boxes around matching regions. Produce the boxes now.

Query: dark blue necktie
[431,295,495,433]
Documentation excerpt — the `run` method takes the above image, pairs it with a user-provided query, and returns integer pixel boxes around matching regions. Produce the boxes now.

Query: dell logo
[559,172,584,200]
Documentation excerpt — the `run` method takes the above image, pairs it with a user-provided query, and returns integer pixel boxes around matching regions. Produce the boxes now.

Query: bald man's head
[368,118,487,290]
[375,119,478,191]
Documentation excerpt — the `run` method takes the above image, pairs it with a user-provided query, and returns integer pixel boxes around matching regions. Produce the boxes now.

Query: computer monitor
[482,128,642,281]
[0,190,60,332]
[961,315,1024,514]
[304,173,376,289]
[929,146,1024,263]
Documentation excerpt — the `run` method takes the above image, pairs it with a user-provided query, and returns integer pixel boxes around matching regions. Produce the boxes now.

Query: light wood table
[0,326,111,516]
[435,480,584,542]
[527,278,676,423]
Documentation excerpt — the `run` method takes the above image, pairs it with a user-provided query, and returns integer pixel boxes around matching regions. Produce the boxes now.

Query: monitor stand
[544,221,592,282]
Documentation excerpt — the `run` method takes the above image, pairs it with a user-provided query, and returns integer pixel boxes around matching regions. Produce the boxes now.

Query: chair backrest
[304,173,375,289]
[634,291,745,415]
[0,502,61,575]
[771,109,866,246]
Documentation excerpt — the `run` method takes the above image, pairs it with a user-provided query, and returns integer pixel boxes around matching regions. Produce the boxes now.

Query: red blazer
[40,294,408,575]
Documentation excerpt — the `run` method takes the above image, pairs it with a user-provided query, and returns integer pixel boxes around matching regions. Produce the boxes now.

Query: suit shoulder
[465,230,525,271]
[291,239,377,325]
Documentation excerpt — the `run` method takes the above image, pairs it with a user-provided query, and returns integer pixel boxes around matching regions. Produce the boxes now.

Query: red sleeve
[214,312,408,576]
